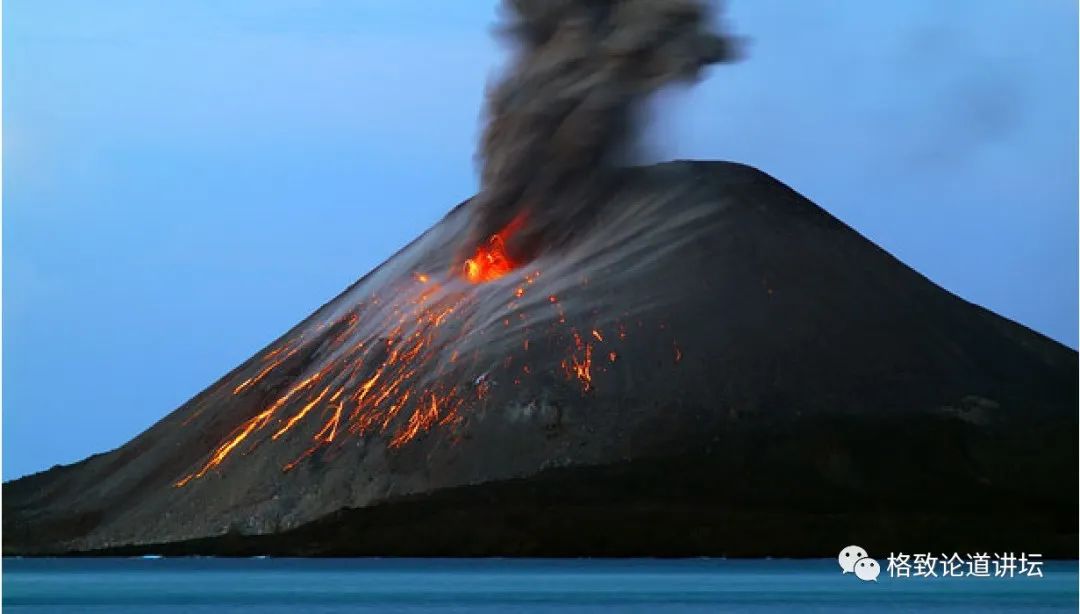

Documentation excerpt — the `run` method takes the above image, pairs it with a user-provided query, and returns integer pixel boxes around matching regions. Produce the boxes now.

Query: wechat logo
[839,545,880,582]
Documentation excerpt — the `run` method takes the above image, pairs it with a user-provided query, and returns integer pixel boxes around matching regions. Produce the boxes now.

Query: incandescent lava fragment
[463,216,525,283]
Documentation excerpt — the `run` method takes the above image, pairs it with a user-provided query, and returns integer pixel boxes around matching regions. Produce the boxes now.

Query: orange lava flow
[463,216,525,284]
[173,226,689,486]
[561,328,595,393]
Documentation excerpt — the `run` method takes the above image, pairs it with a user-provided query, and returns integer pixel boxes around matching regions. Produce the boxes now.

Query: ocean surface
[3,558,1076,612]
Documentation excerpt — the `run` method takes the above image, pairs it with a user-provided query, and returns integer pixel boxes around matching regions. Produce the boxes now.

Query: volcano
[4,161,1077,556]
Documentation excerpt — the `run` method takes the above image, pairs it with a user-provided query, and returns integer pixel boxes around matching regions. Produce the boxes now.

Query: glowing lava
[173,223,684,487]
[463,216,525,284]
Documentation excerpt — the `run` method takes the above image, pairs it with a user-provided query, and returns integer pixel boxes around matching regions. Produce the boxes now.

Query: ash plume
[471,0,739,259]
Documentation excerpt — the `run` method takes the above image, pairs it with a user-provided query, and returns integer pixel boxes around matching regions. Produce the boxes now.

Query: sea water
[3,558,1076,612]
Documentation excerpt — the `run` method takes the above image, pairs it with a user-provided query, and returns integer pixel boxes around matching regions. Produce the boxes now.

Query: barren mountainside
[4,161,1077,556]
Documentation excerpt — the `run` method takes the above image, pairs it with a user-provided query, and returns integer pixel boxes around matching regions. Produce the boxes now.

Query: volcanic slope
[4,161,1076,555]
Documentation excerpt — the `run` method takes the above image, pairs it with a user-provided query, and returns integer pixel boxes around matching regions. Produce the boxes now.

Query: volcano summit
[4,1,1077,557]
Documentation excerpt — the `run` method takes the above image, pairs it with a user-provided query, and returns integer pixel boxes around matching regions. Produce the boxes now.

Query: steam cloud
[471,0,739,259]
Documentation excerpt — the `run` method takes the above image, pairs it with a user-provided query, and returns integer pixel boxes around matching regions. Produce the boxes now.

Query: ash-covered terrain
[4,1,1076,556]
[5,160,1076,556]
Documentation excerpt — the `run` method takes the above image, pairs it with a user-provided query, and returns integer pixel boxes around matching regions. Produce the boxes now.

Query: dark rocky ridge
[4,161,1076,556]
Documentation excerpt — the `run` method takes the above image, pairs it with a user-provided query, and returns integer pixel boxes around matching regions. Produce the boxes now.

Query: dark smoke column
[471,0,739,261]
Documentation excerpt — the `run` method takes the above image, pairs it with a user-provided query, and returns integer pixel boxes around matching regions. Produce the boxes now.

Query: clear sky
[3,1,1077,480]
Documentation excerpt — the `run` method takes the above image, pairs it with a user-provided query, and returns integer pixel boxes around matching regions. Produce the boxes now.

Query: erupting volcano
[4,0,1077,557]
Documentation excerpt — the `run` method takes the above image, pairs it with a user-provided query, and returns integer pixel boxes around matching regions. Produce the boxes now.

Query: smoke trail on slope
[471,0,739,262]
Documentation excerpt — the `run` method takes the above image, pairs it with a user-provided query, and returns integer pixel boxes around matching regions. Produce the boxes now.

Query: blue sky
[3,1,1076,480]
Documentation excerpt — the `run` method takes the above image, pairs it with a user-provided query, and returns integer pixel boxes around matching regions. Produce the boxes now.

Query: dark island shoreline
[10,411,1076,559]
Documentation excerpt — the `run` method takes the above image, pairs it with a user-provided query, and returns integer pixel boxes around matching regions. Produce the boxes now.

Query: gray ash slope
[4,161,1076,556]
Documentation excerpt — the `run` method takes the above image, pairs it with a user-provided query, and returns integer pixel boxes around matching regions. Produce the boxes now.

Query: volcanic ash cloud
[472,0,740,259]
